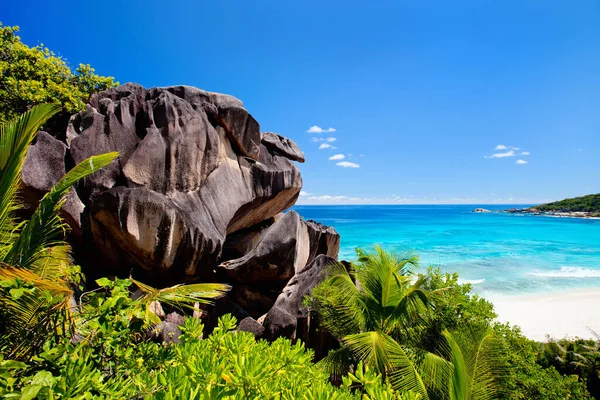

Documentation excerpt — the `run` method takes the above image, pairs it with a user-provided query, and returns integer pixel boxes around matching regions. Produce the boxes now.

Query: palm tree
[313,246,434,395]
[420,328,504,400]
[312,246,503,399]
[0,105,230,359]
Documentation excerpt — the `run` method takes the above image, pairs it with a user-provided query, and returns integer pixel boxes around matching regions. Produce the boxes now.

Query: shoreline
[486,288,600,342]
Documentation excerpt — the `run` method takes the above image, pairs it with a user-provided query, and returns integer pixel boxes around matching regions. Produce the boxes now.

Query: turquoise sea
[293,205,600,297]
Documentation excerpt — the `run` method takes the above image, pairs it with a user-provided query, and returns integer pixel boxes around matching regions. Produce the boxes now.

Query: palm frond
[316,261,365,337]
[317,346,356,380]
[4,152,118,271]
[0,104,60,258]
[131,278,230,322]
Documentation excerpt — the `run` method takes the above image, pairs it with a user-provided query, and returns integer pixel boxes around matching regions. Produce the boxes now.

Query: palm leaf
[4,152,118,271]
[131,278,230,323]
[0,104,60,259]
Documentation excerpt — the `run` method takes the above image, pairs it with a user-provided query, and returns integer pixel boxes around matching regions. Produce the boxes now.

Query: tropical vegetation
[0,23,597,399]
[0,24,116,125]
[533,194,600,214]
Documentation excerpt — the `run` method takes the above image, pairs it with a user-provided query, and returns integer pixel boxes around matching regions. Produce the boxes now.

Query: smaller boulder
[153,322,182,344]
[164,312,185,326]
[263,306,297,340]
[237,317,265,338]
[263,255,337,340]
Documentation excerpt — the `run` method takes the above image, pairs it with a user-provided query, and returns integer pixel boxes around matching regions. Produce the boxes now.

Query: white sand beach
[488,289,600,342]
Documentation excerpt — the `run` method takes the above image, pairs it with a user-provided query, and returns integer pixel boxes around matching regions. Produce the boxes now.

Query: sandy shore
[487,289,600,342]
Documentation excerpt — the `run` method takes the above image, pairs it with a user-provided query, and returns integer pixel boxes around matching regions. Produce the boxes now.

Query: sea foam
[530,267,600,278]
[458,278,485,285]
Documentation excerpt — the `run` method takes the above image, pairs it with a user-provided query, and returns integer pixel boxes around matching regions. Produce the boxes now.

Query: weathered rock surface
[20,83,342,347]
[219,211,339,285]
[21,131,85,236]
[261,132,305,163]
[263,255,336,340]
[237,317,265,338]
[62,83,303,282]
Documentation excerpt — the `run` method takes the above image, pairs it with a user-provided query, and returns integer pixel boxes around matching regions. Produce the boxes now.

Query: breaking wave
[530,267,600,278]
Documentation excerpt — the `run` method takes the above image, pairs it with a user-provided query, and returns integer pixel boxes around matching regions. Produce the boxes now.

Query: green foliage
[493,324,591,399]
[0,304,412,399]
[539,336,600,398]
[0,104,118,359]
[534,194,600,214]
[310,247,506,399]
[0,24,117,125]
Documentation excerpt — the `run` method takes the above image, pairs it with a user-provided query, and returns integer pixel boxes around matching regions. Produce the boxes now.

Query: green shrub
[0,24,117,125]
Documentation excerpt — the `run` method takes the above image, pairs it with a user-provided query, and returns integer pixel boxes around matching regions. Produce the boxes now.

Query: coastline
[487,288,600,342]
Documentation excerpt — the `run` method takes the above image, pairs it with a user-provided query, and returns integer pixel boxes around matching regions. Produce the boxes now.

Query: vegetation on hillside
[0,24,117,125]
[533,194,600,214]
[0,25,597,399]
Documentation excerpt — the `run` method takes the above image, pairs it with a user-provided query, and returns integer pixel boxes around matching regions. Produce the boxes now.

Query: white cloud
[299,191,311,196]
[296,193,544,205]
[307,125,336,134]
[329,154,345,160]
[336,161,360,168]
[516,159,528,165]
[326,137,337,142]
[486,150,516,158]
[311,137,320,142]
[487,145,529,159]
[319,143,334,150]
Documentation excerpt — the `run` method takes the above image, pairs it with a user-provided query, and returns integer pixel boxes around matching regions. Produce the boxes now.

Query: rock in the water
[63,83,302,283]
[263,255,337,340]
[261,132,305,163]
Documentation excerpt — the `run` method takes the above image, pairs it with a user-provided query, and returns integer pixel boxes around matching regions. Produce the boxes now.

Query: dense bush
[534,194,600,214]
[0,279,415,399]
[308,255,592,399]
[0,23,117,125]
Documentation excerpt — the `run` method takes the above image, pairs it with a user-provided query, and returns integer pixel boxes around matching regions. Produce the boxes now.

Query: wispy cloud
[299,191,311,196]
[329,154,345,160]
[297,193,545,205]
[319,143,336,150]
[486,145,530,159]
[313,137,337,143]
[515,159,528,165]
[486,150,516,158]
[307,125,336,134]
[337,161,360,168]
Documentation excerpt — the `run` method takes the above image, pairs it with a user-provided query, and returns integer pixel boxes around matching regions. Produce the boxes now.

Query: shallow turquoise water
[292,205,600,297]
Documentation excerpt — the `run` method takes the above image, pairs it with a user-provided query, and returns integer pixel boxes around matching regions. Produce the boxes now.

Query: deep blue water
[292,205,600,296]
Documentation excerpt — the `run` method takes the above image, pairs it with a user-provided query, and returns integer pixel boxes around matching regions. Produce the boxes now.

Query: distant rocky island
[505,194,600,218]
[472,194,600,218]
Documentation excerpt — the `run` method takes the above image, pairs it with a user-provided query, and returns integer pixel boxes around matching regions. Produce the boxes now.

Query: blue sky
[4,1,599,204]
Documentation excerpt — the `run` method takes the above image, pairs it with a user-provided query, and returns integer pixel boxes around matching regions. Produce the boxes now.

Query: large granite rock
[263,255,337,340]
[21,131,85,237]
[219,211,340,285]
[62,83,302,282]
[20,83,342,345]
